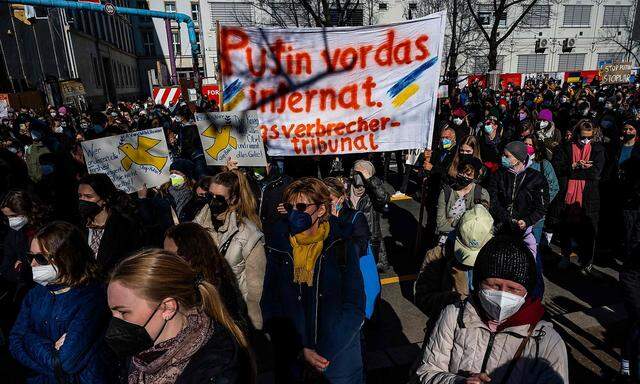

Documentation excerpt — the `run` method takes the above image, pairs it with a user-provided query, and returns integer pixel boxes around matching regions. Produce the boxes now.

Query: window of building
[209,2,253,25]
[191,3,199,21]
[143,31,155,56]
[602,6,630,27]
[408,3,417,10]
[268,2,311,26]
[172,31,181,55]
[517,54,546,73]
[478,5,506,27]
[195,30,202,53]
[563,5,591,26]
[522,5,550,27]
[597,52,626,66]
[472,55,504,73]
[165,1,176,13]
[329,8,364,26]
[379,3,387,10]
[92,56,102,88]
[557,53,585,71]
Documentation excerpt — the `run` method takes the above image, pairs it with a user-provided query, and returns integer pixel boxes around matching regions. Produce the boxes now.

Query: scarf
[290,221,330,286]
[129,309,214,384]
[168,186,192,218]
[565,142,591,208]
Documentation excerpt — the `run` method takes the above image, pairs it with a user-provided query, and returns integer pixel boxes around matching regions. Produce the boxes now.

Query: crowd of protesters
[0,74,638,384]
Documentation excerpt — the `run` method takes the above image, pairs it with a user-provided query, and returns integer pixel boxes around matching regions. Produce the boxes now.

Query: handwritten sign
[601,62,632,85]
[220,12,446,155]
[81,128,170,194]
[195,111,267,167]
[59,80,86,98]
[0,94,8,118]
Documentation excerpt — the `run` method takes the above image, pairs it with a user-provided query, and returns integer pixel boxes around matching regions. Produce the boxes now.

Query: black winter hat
[170,158,196,181]
[472,235,537,292]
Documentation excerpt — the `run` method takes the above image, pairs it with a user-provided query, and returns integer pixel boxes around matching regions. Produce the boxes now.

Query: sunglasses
[27,252,49,265]
[283,202,319,212]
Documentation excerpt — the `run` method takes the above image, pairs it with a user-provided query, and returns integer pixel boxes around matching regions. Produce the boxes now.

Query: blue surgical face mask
[501,156,513,169]
[287,209,314,235]
[335,202,343,214]
[484,125,494,134]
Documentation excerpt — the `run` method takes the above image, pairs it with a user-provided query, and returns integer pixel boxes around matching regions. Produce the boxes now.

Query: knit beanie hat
[472,235,537,292]
[452,108,467,118]
[170,158,196,181]
[505,141,528,164]
[538,109,553,122]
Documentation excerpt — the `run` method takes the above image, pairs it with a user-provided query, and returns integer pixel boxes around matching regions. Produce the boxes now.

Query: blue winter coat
[9,282,111,383]
[262,217,365,383]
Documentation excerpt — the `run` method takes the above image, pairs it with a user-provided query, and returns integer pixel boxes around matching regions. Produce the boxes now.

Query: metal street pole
[165,19,177,85]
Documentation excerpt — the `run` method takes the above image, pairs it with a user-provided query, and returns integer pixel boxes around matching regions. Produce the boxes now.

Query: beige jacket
[416,301,568,384]
[194,209,266,330]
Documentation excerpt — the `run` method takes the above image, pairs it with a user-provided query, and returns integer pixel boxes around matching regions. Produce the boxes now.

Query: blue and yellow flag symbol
[387,56,438,108]
[119,136,168,171]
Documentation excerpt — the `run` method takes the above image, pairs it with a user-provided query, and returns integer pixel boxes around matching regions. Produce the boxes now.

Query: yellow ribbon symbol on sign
[119,136,168,171]
[202,123,238,160]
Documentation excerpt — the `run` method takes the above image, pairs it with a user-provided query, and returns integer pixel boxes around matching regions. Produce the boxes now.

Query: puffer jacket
[9,282,112,383]
[487,166,549,231]
[209,211,266,330]
[416,301,568,384]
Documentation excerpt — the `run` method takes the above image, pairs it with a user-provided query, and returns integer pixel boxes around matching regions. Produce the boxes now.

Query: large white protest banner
[219,11,446,155]
[195,111,267,167]
[81,128,170,193]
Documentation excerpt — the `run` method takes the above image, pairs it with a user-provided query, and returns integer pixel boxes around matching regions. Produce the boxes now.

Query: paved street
[365,177,626,383]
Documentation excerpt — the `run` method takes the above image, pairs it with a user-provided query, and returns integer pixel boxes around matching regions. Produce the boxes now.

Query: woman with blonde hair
[197,169,266,330]
[263,177,365,383]
[105,249,254,383]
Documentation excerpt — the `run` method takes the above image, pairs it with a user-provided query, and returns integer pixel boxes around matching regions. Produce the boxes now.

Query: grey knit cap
[505,141,528,164]
[472,235,536,292]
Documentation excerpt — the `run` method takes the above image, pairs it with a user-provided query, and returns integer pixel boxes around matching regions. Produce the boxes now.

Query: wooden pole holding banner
[216,20,224,111]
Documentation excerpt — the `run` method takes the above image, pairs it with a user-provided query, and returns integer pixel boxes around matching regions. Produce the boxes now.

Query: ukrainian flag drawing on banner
[387,56,439,108]
[223,79,245,111]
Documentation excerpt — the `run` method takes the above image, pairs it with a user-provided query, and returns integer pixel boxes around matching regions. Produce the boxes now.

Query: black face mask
[450,175,474,191]
[194,193,212,207]
[623,133,636,141]
[104,302,165,358]
[208,195,229,216]
[78,200,103,220]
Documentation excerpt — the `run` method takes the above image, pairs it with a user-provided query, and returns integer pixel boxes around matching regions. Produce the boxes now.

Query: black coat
[174,322,251,384]
[554,141,606,223]
[487,166,549,230]
[258,174,292,243]
[87,211,143,274]
[477,134,504,165]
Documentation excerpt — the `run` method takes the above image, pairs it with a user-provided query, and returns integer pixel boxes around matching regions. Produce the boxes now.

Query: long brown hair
[448,135,482,177]
[211,170,261,229]
[110,249,255,380]
[35,221,101,287]
[165,223,236,289]
[1,190,49,229]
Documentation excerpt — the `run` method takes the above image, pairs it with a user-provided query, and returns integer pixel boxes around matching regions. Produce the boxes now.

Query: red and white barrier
[152,85,220,107]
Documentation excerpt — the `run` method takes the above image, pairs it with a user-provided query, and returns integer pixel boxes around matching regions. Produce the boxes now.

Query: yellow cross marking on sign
[202,123,238,160]
[118,136,167,171]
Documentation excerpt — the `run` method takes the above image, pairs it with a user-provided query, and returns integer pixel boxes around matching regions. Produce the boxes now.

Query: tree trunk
[487,44,499,72]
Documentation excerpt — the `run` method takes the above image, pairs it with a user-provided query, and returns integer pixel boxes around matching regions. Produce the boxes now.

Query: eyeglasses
[27,252,49,265]
[283,202,320,212]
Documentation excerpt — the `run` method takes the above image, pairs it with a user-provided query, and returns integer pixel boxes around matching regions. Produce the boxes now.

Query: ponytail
[197,280,248,348]
[231,169,261,230]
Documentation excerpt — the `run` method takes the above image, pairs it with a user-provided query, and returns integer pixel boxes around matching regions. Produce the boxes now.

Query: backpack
[352,212,381,319]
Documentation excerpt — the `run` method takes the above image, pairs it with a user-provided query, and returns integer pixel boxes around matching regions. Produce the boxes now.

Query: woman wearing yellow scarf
[262,177,366,384]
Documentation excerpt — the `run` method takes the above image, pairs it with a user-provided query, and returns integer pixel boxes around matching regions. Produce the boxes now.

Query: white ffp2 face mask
[478,288,526,322]
[8,215,28,231]
[32,264,59,286]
